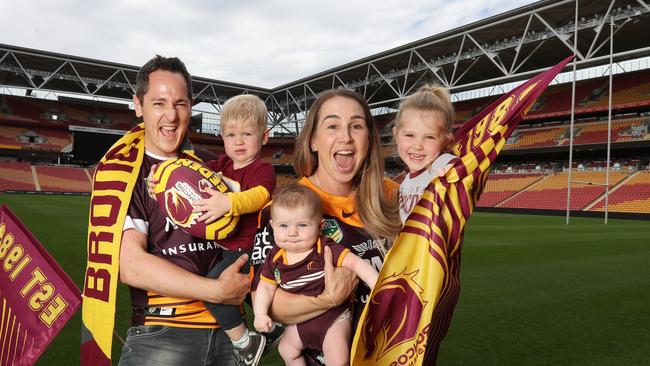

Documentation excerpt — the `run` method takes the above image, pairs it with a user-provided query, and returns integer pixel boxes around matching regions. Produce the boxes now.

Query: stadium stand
[0,125,71,151]
[35,165,91,192]
[0,161,37,191]
[498,171,629,211]
[589,171,650,213]
[477,173,546,207]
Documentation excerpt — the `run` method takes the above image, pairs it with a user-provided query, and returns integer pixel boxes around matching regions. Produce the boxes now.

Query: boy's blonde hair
[395,84,454,135]
[220,94,268,133]
[271,183,323,220]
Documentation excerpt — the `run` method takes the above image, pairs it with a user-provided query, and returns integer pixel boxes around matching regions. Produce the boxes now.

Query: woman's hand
[319,246,359,307]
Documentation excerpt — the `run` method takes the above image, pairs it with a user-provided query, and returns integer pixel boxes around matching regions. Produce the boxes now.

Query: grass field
[1,193,649,365]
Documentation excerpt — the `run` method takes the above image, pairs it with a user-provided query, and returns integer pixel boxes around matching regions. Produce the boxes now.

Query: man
[106,55,250,366]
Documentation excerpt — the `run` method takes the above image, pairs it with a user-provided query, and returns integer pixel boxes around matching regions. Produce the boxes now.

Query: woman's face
[310,96,370,195]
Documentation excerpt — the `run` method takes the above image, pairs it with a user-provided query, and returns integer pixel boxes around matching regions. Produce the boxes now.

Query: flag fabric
[80,123,201,365]
[0,204,82,366]
[351,56,573,366]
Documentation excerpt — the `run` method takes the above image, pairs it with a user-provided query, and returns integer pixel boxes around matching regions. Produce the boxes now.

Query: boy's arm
[341,252,379,290]
[225,185,271,216]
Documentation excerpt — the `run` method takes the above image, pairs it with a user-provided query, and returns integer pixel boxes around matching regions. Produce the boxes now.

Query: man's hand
[319,246,358,307]
[193,188,232,224]
[211,253,250,305]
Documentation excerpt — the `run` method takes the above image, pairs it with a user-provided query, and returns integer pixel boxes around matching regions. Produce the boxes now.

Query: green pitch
[1,193,648,365]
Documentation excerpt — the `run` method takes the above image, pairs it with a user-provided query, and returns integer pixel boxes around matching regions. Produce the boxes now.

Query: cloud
[1,0,534,88]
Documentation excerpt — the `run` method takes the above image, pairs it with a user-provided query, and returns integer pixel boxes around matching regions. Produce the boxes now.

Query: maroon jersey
[259,238,349,295]
[124,152,223,328]
[205,155,275,252]
[259,238,350,350]
[252,177,396,324]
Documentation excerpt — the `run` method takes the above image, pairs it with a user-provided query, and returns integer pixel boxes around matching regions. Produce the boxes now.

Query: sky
[2,0,536,89]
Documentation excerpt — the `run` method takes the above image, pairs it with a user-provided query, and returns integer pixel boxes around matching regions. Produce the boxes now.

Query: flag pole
[604,17,614,225]
[566,0,578,224]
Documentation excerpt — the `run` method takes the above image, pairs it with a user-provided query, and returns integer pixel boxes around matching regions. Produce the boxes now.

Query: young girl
[393,84,458,224]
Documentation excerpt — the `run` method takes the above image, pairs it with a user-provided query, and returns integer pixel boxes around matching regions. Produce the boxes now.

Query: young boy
[193,94,279,366]
[253,183,379,366]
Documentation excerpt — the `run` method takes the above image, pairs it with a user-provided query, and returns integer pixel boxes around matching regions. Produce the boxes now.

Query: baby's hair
[271,183,323,220]
[394,84,454,134]
[220,94,268,134]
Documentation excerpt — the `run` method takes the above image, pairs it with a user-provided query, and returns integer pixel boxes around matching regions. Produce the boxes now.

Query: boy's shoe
[233,331,266,366]
[262,323,284,355]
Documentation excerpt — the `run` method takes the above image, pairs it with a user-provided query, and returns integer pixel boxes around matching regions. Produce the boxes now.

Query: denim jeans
[118,325,237,366]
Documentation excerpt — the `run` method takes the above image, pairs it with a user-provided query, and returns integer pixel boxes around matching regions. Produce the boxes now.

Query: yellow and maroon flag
[0,204,82,366]
[351,56,573,366]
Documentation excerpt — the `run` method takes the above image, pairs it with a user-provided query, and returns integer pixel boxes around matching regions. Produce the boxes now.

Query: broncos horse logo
[164,188,195,227]
[361,269,427,360]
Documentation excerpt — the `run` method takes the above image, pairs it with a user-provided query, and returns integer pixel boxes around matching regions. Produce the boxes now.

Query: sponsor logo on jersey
[342,210,355,218]
[252,226,274,267]
[352,238,386,257]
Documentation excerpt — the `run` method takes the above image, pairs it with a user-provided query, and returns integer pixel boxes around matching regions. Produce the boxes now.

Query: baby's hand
[254,314,273,333]
[146,164,158,199]
[192,188,232,224]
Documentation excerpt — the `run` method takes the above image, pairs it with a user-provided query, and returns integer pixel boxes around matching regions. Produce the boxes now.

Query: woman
[250,89,401,363]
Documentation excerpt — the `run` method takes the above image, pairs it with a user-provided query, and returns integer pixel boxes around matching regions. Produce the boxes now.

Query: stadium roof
[1,0,649,133]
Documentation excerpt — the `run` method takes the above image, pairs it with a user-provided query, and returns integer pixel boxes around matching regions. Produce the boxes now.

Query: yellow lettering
[29,283,54,310]
[0,231,14,258]
[3,244,23,272]
[21,268,45,296]
[39,294,68,327]
[9,255,30,280]
[488,96,514,135]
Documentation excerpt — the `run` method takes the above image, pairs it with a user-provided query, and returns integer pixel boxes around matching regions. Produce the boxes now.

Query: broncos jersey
[251,176,398,322]
[124,152,222,328]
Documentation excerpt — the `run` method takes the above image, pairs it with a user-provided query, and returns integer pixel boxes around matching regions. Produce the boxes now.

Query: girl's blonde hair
[293,89,401,241]
[395,84,454,140]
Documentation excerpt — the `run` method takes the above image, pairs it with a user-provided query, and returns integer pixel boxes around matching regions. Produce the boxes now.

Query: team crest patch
[274,267,282,284]
[322,219,343,243]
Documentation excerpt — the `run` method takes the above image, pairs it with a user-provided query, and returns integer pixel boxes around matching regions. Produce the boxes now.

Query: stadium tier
[504,117,649,150]
[35,165,92,192]
[589,171,650,213]
[0,124,71,151]
[0,161,37,191]
[476,173,546,207]
[0,94,134,128]
[498,171,629,211]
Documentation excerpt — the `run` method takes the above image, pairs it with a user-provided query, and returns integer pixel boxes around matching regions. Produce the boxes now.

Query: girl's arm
[253,280,277,332]
[341,252,379,290]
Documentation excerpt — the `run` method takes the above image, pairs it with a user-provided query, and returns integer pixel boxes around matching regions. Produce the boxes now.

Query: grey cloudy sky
[2,0,535,88]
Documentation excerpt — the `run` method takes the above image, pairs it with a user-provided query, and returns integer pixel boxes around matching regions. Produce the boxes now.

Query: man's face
[134,70,191,157]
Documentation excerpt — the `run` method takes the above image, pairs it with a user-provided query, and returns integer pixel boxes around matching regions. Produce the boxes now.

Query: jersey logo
[361,269,427,361]
[342,210,355,218]
[322,219,343,243]
[273,266,282,284]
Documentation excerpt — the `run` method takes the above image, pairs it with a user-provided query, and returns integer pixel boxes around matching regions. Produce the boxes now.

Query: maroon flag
[351,56,573,366]
[0,204,81,366]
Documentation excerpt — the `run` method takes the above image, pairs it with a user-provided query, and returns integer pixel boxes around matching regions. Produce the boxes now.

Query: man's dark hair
[135,55,192,102]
